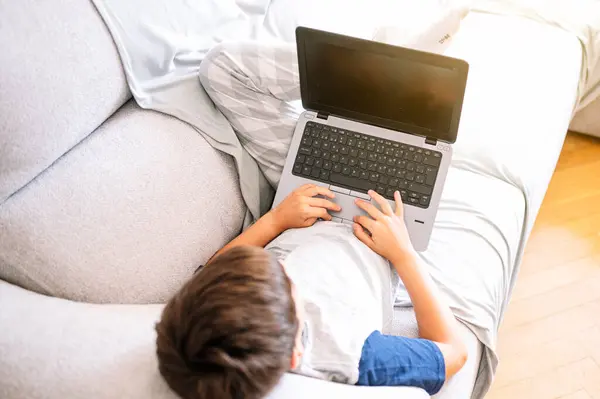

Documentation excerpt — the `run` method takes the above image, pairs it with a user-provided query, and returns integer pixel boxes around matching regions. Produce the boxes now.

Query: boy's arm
[207,184,340,263]
[353,190,467,379]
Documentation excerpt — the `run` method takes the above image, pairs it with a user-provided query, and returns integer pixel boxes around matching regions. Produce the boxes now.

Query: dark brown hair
[156,246,298,399]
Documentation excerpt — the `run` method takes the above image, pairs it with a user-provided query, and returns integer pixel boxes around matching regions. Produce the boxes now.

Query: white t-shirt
[266,221,399,383]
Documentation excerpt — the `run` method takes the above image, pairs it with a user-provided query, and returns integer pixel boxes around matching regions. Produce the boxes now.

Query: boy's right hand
[270,184,341,231]
[352,190,417,264]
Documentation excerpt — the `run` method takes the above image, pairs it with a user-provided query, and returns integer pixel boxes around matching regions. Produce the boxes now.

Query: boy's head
[156,246,304,399]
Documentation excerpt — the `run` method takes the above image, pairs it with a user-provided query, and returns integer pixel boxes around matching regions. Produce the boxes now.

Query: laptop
[272,27,469,251]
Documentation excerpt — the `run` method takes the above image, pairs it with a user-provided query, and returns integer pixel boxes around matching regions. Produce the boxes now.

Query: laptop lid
[296,27,469,144]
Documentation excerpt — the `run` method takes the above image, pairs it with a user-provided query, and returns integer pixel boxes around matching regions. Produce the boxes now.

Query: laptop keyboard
[291,121,442,209]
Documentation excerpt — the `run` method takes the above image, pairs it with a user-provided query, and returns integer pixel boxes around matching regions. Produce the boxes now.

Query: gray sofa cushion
[0,101,245,304]
[0,0,131,203]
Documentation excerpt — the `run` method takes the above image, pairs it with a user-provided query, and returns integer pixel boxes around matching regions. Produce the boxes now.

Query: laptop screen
[296,27,468,144]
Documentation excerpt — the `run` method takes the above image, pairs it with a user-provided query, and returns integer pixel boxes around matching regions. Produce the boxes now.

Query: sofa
[1,1,594,398]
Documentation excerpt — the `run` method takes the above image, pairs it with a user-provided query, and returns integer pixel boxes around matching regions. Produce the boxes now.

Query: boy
[155,43,467,399]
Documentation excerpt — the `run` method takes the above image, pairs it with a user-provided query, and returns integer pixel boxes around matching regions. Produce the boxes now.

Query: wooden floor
[487,132,600,399]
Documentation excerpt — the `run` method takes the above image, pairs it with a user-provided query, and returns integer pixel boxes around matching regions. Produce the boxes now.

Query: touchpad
[329,192,370,221]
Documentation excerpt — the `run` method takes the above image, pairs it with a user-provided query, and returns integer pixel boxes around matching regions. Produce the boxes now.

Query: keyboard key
[338,135,347,144]
[297,154,306,163]
[396,170,406,179]
[420,195,430,206]
[416,165,425,174]
[358,150,367,159]
[423,156,441,167]
[369,173,380,182]
[397,160,407,169]
[398,180,408,189]
[408,146,415,152]
[379,175,389,185]
[342,166,351,175]
[348,138,356,147]
[407,162,415,171]
[424,150,431,156]
[415,174,425,184]
[293,163,302,174]
[359,160,367,169]
[320,131,329,140]
[409,183,433,195]
[331,144,340,153]
[312,139,322,148]
[408,197,419,204]
[313,149,322,158]
[351,168,360,177]
[357,140,366,149]
[331,154,340,162]
[367,143,376,151]
[299,146,312,155]
[330,173,372,191]
[302,166,311,176]
[416,148,423,153]
[306,157,314,166]
[406,172,415,181]
[386,157,396,166]
[329,133,338,142]
[433,151,442,158]
[425,167,437,186]
[350,149,358,157]
[400,189,408,200]
[323,161,332,170]
[314,159,323,168]
[349,158,358,166]
[377,165,387,174]
[376,185,386,194]
[322,151,331,160]
[322,142,331,150]
[403,152,412,160]
[359,170,369,179]
[414,154,423,163]
[389,178,399,186]
[333,163,342,173]
[320,170,330,180]
[367,162,377,171]
[302,137,312,146]
[340,146,349,155]
[385,147,394,156]
[377,154,387,163]
[340,156,348,164]
[385,187,395,197]
[409,192,419,199]
[311,168,321,178]
[387,167,397,176]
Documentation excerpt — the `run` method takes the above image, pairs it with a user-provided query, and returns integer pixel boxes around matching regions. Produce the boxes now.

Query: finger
[354,198,383,220]
[394,190,404,217]
[306,197,341,211]
[369,189,393,215]
[304,185,335,199]
[297,183,316,193]
[353,215,376,232]
[353,222,375,249]
[312,207,333,221]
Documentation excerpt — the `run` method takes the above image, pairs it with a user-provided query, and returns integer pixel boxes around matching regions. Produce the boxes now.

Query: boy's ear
[290,348,303,370]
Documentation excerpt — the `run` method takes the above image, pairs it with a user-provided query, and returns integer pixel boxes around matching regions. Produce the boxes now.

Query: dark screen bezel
[296,26,469,144]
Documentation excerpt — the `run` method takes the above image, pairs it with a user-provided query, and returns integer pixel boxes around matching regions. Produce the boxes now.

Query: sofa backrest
[0,0,131,204]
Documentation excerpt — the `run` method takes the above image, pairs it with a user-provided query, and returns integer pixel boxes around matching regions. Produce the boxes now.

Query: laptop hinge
[425,137,437,145]
[316,111,329,120]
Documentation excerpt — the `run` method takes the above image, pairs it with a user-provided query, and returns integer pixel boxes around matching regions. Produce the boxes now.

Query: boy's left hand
[270,184,341,231]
